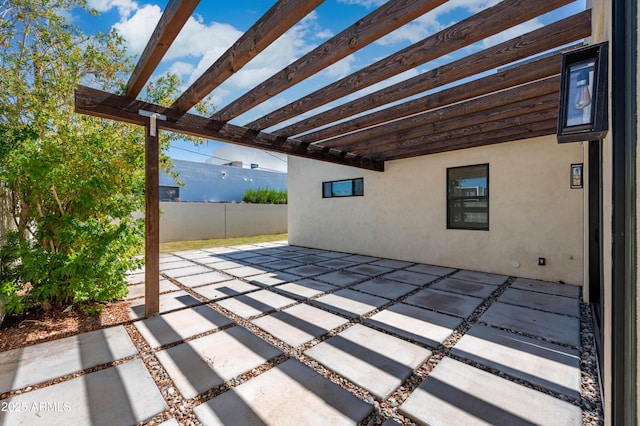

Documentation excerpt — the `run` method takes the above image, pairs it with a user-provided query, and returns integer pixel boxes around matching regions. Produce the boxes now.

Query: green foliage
[242,188,288,204]
[0,0,213,315]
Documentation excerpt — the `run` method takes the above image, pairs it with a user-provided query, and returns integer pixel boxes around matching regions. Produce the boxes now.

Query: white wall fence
[159,202,287,243]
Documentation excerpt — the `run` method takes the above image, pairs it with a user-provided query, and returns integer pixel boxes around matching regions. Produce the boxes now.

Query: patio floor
[0,241,600,425]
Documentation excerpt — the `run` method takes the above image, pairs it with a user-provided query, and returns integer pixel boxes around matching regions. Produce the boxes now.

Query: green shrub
[242,188,288,204]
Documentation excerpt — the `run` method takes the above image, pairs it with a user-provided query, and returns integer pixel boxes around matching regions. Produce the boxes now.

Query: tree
[0,0,212,315]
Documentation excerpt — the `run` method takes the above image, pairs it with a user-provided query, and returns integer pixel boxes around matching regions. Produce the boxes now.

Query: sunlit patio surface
[0,241,600,425]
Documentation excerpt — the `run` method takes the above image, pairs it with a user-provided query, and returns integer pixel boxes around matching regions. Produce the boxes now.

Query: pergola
[74,0,591,315]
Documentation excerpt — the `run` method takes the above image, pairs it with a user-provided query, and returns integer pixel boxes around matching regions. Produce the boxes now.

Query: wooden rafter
[297,55,562,143]
[380,118,559,161]
[319,78,560,152]
[126,0,200,98]
[171,0,323,113]
[75,85,384,171]
[351,93,559,157]
[280,11,591,139]
[245,0,574,131]
[211,0,448,123]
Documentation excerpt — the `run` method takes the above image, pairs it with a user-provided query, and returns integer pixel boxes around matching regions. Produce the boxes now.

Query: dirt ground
[0,301,131,352]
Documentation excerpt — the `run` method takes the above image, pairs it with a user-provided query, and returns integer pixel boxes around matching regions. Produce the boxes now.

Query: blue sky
[74,0,585,162]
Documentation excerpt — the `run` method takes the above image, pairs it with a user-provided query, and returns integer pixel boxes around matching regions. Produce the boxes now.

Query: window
[159,186,180,201]
[447,164,489,230]
[323,178,364,198]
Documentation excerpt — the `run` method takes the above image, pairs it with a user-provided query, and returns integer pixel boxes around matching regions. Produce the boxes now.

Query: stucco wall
[159,202,287,242]
[289,135,584,284]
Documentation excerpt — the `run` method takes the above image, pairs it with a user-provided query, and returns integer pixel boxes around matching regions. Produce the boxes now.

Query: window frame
[159,185,180,201]
[322,178,364,198]
[446,164,489,231]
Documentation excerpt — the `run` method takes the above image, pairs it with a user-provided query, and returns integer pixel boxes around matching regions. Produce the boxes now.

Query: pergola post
[142,111,164,317]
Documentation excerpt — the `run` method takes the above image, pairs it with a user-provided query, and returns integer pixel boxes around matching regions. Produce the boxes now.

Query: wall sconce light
[557,42,608,143]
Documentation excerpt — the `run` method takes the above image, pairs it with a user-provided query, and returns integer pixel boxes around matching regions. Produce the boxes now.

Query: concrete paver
[431,277,498,298]
[191,280,260,301]
[163,265,214,278]
[399,357,581,426]
[450,270,508,286]
[260,259,304,270]
[316,270,368,287]
[366,303,462,347]
[353,278,417,300]
[156,326,282,399]
[451,324,581,398]
[275,279,336,299]
[294,254,328,263]
[252,304,348,347]
[127,279,179,299]
[128,290,202,319]
[405,264,456,276]
[174,271,232,288]
[346,264,394,277]
[134,304,233,348]
[0,326,136,394]
[249,272,302,286]
[404,288,483,318]
[224,265,268,278]
[242,255,280,264]
[316,259,358,270]
[305,324,431,399]
[159,260,195,271]
[0,359,166,426]
[341,254,379,263]
[194,359,372,426]
[284,265,333,277]
[498,287,580,317]
[383,270,439,286]
[311,289,388,318]
[215,289,297,318]
[370,259,413,269]
[480,302,581,347]
[511,277,581,298]
[315,250,351,258]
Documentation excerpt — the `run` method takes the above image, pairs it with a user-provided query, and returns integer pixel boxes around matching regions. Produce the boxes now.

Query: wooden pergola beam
[355,94,558,156]
[171,0,323,113]
[283,11,591,140]
[318,77,560,151]
[380,118,559,161]
[211,0,448,123]
[296,55,561,143]
[371,111,558,160]
[126,0,200,98]
[75,85,383,171]
[245,0,574,131]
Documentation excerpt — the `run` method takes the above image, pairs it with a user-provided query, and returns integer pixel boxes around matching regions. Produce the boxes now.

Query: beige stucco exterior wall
[158,202,287,242]
[289,135,584,284]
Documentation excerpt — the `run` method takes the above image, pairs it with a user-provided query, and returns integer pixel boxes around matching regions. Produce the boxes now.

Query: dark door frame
[611,0,637,423]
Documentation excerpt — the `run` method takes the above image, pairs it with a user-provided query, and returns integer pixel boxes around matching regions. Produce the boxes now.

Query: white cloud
[337,0,387,8]
[323,54,356,79]
[112,4,161,56]
[480,19,544,48]
[166,61,194,78]
[205,11,325,100]
[376,0,501,46]
[87,0,139,18]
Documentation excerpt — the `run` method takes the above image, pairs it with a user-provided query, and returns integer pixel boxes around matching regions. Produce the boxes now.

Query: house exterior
[159,159,286,203]
[74,0,638,422]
